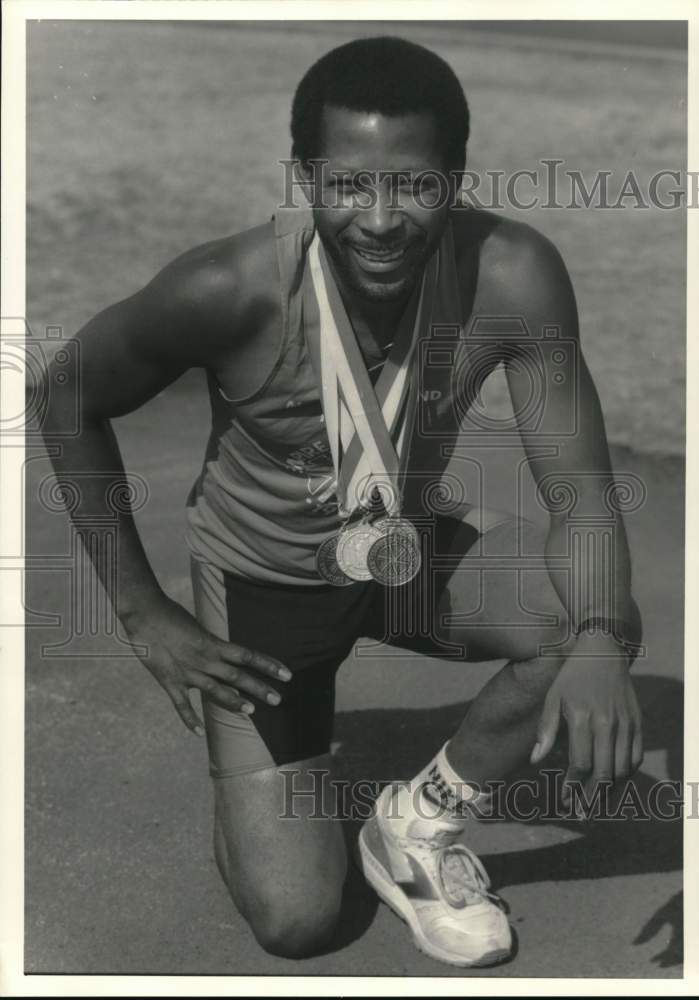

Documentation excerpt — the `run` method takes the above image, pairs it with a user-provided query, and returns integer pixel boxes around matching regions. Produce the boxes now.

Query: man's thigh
[366,508,567,663]
[191,557,374,766]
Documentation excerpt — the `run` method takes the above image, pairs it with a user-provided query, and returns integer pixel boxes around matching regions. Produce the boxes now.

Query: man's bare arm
[41,250,290,730]
[495,224,643,796]
[42,257,219,616]
[501,225,638,633]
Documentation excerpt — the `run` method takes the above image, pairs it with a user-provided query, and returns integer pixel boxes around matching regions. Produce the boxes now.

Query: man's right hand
[122,595,291,734]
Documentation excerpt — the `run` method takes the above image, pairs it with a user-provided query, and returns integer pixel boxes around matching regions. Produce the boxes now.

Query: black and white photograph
[2,1,695,990]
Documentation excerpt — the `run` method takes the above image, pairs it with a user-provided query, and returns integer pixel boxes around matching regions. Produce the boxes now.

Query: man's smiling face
[304,106,456,304]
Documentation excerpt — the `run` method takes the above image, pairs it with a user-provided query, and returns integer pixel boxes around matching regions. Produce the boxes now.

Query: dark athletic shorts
[191,509,513,776]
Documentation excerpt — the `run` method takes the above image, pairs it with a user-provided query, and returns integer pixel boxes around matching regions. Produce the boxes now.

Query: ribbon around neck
[303,233,439,518]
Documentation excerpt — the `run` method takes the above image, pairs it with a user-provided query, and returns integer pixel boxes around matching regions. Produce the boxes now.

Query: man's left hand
[530,633,643,806]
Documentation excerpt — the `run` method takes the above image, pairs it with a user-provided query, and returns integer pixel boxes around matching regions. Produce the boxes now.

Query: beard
[324,235,431,304]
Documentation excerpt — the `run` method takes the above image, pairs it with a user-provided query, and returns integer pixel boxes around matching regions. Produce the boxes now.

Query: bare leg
[212,752,347,959]
[446,653,568,784]
[419,513,639,785]
[191,558,348,958]
[374,514,574,785]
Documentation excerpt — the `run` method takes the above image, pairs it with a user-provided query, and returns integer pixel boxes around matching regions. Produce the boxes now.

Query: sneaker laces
[440,844,498,907]
[408,840,506,910]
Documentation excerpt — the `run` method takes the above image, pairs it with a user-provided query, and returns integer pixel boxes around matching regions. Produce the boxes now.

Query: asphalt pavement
[24,373,683,977]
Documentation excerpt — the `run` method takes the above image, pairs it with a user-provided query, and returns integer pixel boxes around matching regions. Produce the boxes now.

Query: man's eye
[395,179,436,194]
[329,178,359,191]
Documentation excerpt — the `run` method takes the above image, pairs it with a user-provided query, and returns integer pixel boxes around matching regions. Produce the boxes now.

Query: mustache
[343,237,425,253]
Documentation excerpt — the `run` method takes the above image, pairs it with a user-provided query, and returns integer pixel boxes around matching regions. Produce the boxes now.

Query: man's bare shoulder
[145,220,280,360]
[452,208,572,318]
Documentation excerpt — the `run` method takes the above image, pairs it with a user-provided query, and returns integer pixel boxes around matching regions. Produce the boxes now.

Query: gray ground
[25,373,683,977]
[23,19,686,980]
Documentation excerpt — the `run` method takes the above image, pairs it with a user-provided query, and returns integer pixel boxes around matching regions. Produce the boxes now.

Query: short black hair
[291,36,469,170]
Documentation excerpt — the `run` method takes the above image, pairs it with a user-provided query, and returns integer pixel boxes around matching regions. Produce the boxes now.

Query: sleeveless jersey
[185,206,464,585]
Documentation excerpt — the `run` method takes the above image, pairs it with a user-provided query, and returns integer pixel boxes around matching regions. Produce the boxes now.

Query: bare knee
[492,605,575,703]
[494,610,570,665]
[501,561,571,666]
[213,816,345,958]
[249,890,342,958]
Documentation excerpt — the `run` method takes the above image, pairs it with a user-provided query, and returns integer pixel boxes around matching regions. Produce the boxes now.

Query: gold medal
[367,516,422,586]
[372,515,420,543]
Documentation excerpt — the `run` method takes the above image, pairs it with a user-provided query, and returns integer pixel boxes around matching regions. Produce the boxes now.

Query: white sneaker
[358,783,512,968]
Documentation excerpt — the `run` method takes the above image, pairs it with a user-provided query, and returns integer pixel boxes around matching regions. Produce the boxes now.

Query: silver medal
[335,521,384,581]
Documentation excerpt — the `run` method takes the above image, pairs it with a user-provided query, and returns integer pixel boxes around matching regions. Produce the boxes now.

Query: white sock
[385,742,491,840]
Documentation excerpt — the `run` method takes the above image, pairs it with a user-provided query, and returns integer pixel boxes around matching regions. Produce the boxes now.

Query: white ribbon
[307,234,429,517]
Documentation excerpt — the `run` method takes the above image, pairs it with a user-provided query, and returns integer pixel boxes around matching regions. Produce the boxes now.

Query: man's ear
[293,155,318,207]
[294,156,309,182]
[449,167,466,207]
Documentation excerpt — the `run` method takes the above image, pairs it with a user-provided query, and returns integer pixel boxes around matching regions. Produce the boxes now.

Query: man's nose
[357,188,403,239]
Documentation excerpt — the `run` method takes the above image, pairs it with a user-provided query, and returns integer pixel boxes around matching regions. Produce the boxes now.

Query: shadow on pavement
[632,889,683,969]
[332,673,683,967]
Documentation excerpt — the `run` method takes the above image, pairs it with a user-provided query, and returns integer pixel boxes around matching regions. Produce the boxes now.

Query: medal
[304,233,438,585]
[335,520,384,581]
[372,514,420,543]
[367,516,422,586]
[315,533,354,587]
